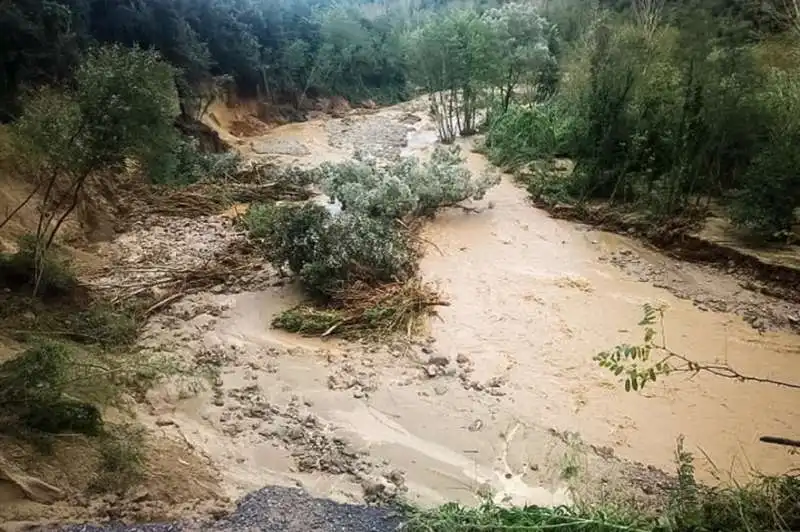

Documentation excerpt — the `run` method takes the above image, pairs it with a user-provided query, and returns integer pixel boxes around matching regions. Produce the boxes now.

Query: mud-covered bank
[542,201,800,312]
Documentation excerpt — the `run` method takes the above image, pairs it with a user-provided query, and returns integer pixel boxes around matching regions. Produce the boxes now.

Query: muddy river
[126,100,799,511]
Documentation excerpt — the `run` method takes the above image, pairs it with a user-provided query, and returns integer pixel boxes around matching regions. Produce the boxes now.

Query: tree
[8,44,179,295]
[482,2,554,110]
[407,10,493,142]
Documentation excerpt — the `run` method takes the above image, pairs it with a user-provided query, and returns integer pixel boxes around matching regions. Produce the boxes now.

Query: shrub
[94,423,147,493]
[147,136,242,186]
[0,341,103,437]
[245,203,415,297]
[486,104,573,170]
[319,146,499,219]
[0,235,77,297]
[729,68,800,238]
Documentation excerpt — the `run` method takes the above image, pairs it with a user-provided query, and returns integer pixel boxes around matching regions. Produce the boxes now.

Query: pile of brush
[273,278,447,340]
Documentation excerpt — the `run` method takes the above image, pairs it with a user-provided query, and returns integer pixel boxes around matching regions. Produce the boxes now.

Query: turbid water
[96,100,800,517]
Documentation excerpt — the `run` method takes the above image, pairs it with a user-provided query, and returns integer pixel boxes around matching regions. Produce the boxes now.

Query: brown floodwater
[168,103,800,508]
[419,141,799,480]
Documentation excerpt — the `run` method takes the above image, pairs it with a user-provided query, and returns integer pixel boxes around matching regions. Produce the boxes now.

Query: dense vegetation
[485,0,800,240]
[0,0,441,120]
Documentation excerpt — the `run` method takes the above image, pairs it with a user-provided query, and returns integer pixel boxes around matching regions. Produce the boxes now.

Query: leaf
[624,379,631,392]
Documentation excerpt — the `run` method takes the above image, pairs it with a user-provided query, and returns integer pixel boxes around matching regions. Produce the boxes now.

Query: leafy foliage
[408,3,554,142]
[319,146,499,219]
[0,341,103,436]
[487,1,800,239]
[245,203,415,297]
[596,303,800,390]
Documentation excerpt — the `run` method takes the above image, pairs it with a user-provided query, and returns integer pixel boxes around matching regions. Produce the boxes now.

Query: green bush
[729,68,800,238]
[147,136,242,186]
[319,146,499,219]
[486,5,800,236]
[246,203,415,297]
[486,104,573,170]
[0,341,103,436]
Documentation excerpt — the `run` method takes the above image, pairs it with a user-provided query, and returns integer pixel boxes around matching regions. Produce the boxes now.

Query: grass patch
[403,502,653,532]
[273,279,446,340]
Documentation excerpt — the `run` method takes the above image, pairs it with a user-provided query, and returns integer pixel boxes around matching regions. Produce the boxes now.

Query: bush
[486,104,573,170]
[95,423,147,493]
[729,68,800,238]
[147,136,242,186]
[0,341,103,437]
[0,235,77,297]
[319,146,499,219]
[246,203,415,297]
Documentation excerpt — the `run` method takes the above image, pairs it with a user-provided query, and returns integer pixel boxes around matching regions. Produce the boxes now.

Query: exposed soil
[2,98,799,529]
[546,202,800,310]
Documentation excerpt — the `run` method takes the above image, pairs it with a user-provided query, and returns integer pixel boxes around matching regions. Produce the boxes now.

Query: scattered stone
[468,419,483,432]
[434,385,448,396]
[425,365,439,378]
[428,355,450,367]
[155,418,175,427]
[456,353,471,365]
[476,482,493,499]
[421,345,434,355]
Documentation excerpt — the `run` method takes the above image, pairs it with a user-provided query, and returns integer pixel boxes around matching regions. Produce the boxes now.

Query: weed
[93,423,147,493]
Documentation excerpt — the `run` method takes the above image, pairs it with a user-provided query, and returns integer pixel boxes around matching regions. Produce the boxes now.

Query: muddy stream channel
[104,100,799,513]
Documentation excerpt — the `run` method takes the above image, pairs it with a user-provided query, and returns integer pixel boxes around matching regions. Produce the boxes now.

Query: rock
[476,482,493,499]
[130,489,150,503]
[470,381,484,391]
[434,385,448,396]
[456,353,471,365]
[155,418,175,427]
[387,469,405,486]
[421,345,434,355]
[443,367,458,377]
[487,376,505,388]
[468,419,483,432]
[361,478,385,498]
[287,426,305,441]
[428,355,450,367]
[21,311,36,322]
[352,389,365,399]
[425,365,439,378]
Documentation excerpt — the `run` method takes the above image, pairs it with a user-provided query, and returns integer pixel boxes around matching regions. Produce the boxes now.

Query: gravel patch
[59,487,404,532]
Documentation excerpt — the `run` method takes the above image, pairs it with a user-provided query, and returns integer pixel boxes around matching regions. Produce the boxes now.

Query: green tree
[407,10,493,141]
[482,2,554,110]
[9,44,179,294]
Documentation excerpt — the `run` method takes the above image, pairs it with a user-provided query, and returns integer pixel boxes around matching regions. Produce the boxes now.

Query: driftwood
[0,455,63,504]
[760,436,800,448]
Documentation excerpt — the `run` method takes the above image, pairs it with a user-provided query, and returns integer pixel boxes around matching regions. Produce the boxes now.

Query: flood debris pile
[245,145,497,340]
